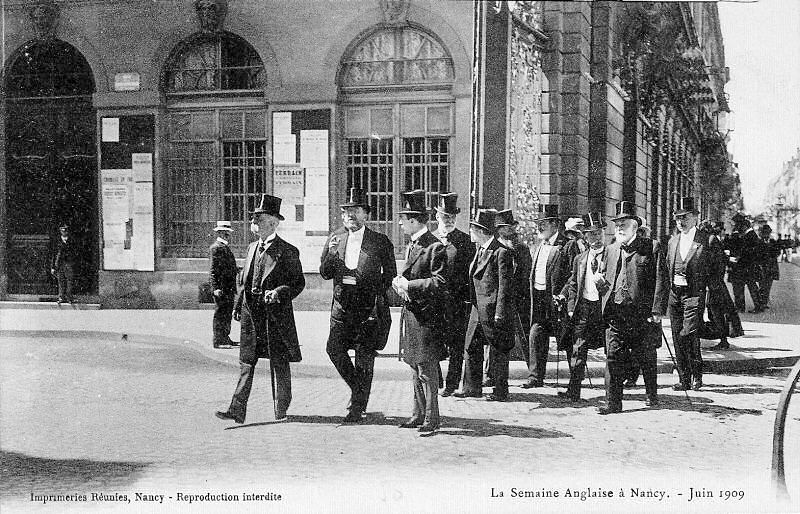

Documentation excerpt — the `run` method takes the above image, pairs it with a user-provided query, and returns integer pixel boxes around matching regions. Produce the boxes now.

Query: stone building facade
[0,0,732,308]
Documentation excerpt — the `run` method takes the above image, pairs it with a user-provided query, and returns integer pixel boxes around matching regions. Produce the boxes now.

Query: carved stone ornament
[194,0,227,33]
[379,0,410,25]
[29,1,59,41]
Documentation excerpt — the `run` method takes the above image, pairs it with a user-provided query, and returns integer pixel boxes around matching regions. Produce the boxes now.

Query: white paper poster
[273,134,297,165]
[300,130,328,168]
[305,166,329,199]
[102,117,120,142]
[133,182,155,271]
[272,112,292,135]
[304,195,329,233]
[101,168,154,270]
[132,153,153,182]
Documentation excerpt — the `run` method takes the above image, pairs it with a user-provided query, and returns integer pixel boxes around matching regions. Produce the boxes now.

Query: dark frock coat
[399,230,449,365]
[465,237,515,353]
[234,236,305,364]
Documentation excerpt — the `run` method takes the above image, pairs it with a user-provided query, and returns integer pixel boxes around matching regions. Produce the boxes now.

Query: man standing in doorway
[209,220,239,349]
[51,223,78,304]
[320,188,395,423]
[433,192,475,397]
[216,194,304,424]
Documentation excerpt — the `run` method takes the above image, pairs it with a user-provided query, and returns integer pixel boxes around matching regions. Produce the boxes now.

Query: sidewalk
[2,306,798,380]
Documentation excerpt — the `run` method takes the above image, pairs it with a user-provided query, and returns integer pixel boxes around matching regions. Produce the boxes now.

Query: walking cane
[661,328,692,407]
[264,300,278,420]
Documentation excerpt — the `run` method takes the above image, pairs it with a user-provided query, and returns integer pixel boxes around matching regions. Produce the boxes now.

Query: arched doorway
[4,39,98,295]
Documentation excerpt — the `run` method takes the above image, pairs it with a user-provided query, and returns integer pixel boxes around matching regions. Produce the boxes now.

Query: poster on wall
[273,164,305,247]
[101,169,135,269]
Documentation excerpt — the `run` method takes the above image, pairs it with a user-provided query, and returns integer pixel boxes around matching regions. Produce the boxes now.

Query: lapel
[668,235,678,271]
[531,241,543,270]
[358,228,374,270]
[576,251,589,296]
[403,232,428,273]
[245,241,257,276]
[336,230,349,262]
[606,243,620,289]
[684,231,703,264]
[473,238,496,278]
[260,237,282,286]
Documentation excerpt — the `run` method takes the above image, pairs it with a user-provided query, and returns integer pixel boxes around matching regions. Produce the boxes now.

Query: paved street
[1,262,799,513]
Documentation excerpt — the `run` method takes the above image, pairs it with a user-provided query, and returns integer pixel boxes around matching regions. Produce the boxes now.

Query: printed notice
[273,112,292,135]
[273,134,297,165]
[300,130,328,168]
[102,117,120,142]
[132,153,153,182]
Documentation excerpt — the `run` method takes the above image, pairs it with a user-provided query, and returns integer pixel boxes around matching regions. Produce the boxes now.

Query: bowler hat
[434,192,461,215]
[399,189,428,215]
[340,187,371,213]
[674,197,699,217]
[564,217,585,235]
[535,204,560,222]
[495,209,518,227]
[731,211,748,223]
[470,208,497,232]
[213,220,234,232]
[251,194,285,221]
[611,201,643,225]
[580,212,606,231]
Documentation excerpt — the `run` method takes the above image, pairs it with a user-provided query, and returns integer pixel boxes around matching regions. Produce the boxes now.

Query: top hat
[251,194,285,221]
[580,212,607,231]
[399,189,428,215]
[564,217,585,235]
[611,201,643,225]
[535,204,560,222]
[213,220,234,232]
[340,187,371,212]
[494,209,518,227]
[58,223,69,230]
[470,208,497,233]
[731,211,749,224]
[674,197,699,217]
[434,192,461,216]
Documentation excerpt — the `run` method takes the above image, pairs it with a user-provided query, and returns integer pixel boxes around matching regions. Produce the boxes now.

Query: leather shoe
[520,379,544,389]
[453,390,482,398]
[227,339,240,347]
[644,396,659,407]
[710,342,730,350]
[486,393,507,402]
[597,406,622,415]
[213,343,232,349]
[672,383,690,391]
[215,411,244,424]
[399,417,423,428]
[623,379,638,388]
[692,380,703,391]
[482,379,495,388]
[440,388,455,398]
[342,411,364,423]
[417,423,439,433]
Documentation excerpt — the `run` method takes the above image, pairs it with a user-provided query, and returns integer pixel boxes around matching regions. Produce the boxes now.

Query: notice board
[100,115,155,271]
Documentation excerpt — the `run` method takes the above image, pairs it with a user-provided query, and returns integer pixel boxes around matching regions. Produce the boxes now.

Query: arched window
[161,32,267,257]
[340,25,454,89]
[339,25,455,249]
[5,39,94,98]
[164,31,265,93]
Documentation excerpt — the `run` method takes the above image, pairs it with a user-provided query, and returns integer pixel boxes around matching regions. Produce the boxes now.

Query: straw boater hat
[340,187,371,213]
[610,201,643,225]
[213,221,234,232]
[399,189,428,215]
[470,208,497,232]
[580,212,606,231]
[674,197,699,217]
[494,209,518,228]
[564,217,585,235]
[251,194,285,221]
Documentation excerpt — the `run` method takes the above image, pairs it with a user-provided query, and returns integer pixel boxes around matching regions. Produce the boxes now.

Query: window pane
[370,108,393,136]
[426,106,451,135]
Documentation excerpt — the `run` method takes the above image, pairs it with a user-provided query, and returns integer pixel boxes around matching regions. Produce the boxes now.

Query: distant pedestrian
[216,194,304,424]
[209,221,239,349]
[51,223,78,304]
[726,212,764,313]
[320,188,395,424]
[758,224,781,309]
[702,221,736,350]
[394,190,449,434]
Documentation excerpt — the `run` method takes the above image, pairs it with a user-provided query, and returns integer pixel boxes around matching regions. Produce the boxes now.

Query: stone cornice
[2,0,134,11]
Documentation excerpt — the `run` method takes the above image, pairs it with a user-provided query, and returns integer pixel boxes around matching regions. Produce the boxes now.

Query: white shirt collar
[680,226,697,240]
[411,227,428,242]
[348,225,366,239]
[437,225,455,237]
[216,237,229,245]
[547,232,559,245]
[260,232,277,245]
[589,245,605,256]
[481,236,494,250]
[622,234,637,248]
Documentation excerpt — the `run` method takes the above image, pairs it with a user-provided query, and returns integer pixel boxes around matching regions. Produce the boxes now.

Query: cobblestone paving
[2,334,799,513]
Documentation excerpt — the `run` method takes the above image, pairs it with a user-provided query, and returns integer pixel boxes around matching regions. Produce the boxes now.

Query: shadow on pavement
[435,416,572,439]
[697,385,783,395]
[0,450,150,498]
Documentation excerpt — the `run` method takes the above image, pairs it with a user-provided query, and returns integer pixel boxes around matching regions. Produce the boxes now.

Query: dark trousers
[228,355,291,421]
[566,299,603,397]
[706,302,729,342]
[605,309,658,410]
[444,302,470,391]
[410,361,440,426]
[213,293,234,345]
[529,289,555,381]
[463,324,509,396]
[732,276,761,311]
[669,288,704,386]
[760,275,774,307]
[326,316,376,414]
[56,263,74,301]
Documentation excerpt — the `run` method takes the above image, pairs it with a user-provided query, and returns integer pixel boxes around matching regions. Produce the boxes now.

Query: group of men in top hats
[209,186,743,427]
